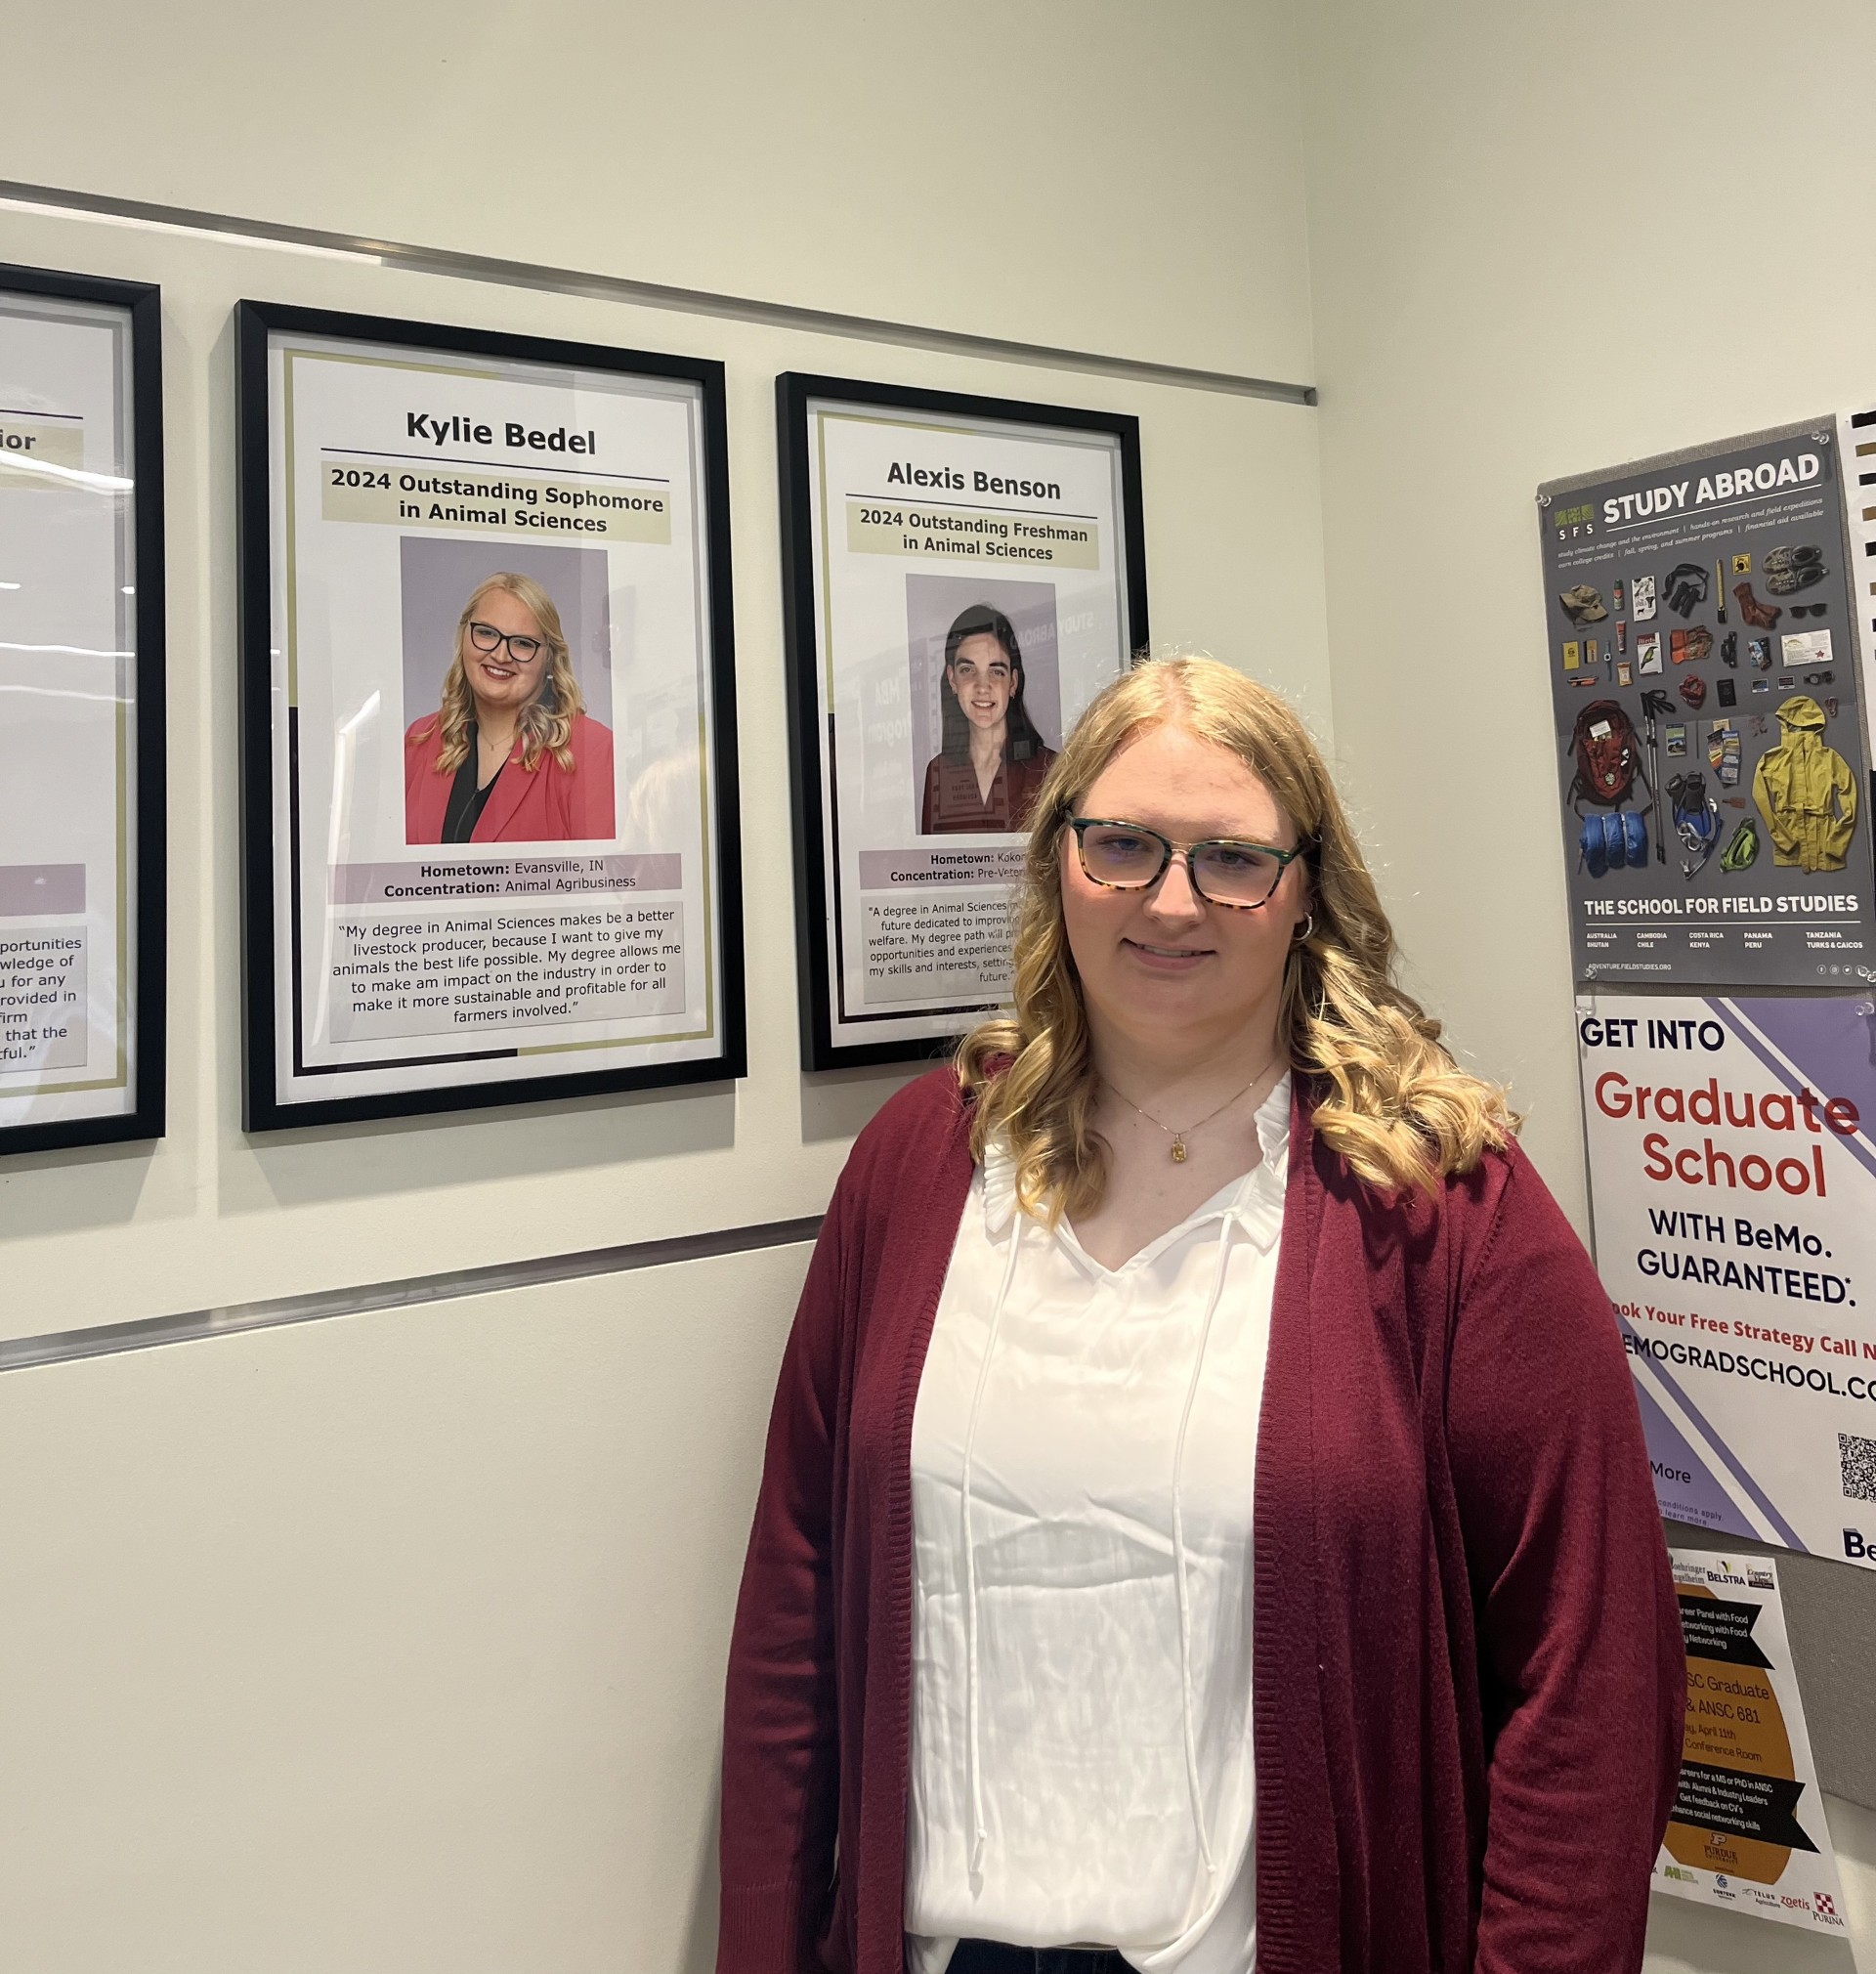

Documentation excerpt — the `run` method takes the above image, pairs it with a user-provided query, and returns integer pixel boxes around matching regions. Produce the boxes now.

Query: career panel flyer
[1652,1548,1848,1938]
[0,293,141,1131]
[1540,420,1873,988]
[804,400,1131,1057]
[1580,992,1876,1569]
[267,330,724,1108]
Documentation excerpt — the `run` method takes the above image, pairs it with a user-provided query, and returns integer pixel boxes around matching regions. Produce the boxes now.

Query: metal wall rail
[0,180,1319,407]
[0,1216,823,1373]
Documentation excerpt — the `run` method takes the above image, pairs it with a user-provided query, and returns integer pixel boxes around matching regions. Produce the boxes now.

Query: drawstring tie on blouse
[959,1208,1025,1878]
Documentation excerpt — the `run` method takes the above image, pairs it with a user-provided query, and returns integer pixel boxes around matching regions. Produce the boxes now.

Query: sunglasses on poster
[1788,603,1828,619]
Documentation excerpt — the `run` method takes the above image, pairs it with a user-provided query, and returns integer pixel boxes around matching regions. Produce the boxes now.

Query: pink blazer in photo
[404,712,617,844]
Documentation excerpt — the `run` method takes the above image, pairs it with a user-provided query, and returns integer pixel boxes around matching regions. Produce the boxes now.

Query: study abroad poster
[1579,992,1876,1570]
[237,305,742,1128]
[1540,421,1873,988]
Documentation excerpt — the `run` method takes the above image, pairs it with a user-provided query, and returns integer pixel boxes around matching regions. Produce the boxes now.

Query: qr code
[1839,1432,1876,1505]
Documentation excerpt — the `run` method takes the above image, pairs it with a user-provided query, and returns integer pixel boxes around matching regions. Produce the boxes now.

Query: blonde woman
[719,659,1682,1974]
[404,571,614,843]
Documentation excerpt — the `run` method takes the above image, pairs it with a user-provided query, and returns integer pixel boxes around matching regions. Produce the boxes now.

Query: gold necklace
[1102,1060,1276,1163]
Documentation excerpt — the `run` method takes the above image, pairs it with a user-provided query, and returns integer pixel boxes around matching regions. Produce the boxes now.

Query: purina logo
[1816,1892,1839,1919]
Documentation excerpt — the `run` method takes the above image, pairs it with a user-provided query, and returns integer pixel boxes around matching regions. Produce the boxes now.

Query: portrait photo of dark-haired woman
[917,604,1056,835]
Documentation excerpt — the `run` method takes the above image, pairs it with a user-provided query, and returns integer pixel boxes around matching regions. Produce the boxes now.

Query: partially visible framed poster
[0,265,165,1154]
[779,373,1147,1070]
[236,302,743,1130]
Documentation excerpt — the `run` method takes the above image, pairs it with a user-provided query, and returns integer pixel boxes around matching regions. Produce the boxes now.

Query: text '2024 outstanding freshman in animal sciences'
[719,657,1684,1974]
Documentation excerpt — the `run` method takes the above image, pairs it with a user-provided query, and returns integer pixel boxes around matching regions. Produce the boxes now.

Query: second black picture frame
[778,372,1147,1072]
[236,300,744,1130]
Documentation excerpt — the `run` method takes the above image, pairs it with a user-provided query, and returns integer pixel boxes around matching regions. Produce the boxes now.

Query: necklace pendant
[1171,1137,1187,1163]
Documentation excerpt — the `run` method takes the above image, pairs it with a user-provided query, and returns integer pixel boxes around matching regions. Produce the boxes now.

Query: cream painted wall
[0,1,1317,385]
[0,1248,810,1974]
[1297,0,1876,1224]
[0,200,1330,1341]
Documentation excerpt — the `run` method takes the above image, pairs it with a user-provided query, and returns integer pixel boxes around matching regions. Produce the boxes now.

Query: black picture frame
[0,263,166,1156]
[236,300,744,1131]
[777,371,1148,1072]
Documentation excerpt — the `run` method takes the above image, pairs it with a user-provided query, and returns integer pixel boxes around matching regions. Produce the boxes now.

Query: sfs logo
[1845,1528,1871,1560]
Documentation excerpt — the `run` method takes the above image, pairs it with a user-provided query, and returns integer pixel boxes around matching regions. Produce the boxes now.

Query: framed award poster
[236,302,743,1130]
[779,373,1147,1071]
[0,264,165,1154]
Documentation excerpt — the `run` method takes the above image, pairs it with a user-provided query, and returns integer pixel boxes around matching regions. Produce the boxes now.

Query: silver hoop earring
[1293,913,1315,943]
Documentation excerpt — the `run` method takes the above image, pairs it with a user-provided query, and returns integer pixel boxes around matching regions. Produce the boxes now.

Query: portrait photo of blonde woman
[402,559,616,845]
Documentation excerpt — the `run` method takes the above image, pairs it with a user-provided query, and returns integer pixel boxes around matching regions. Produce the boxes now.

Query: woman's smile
[1123,937,1213,970]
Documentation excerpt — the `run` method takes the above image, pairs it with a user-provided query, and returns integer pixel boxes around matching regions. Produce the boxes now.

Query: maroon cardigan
[719,1069,1684,1974]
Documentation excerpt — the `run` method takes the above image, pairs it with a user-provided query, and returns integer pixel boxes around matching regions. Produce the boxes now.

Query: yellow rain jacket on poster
[1751,695,1858,873]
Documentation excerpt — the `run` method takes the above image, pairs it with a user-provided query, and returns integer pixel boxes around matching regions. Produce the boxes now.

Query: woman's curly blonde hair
[415,571,585,776]
[957,657,1515,1220]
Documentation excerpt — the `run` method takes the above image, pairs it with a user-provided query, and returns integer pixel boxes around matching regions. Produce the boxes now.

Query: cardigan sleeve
[717,1172,854,1974]
[1443,1148,1684,1974]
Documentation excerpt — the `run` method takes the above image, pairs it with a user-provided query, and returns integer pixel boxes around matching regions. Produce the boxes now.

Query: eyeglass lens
[1077,821,1286,906]
[468,621,544,661]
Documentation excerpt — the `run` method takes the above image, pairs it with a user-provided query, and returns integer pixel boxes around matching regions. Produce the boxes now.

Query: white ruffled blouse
[904,1076,1289,1974]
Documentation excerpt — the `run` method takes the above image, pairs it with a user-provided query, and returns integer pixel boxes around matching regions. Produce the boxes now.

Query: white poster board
[781,374,1145,1069]
[0,269,162,1151]
[1579,991,1876,1569]
[238,303,742,1128]
[1654,1547,1848,1938]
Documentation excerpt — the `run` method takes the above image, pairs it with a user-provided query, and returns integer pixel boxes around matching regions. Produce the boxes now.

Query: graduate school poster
[779,373,1147,1070]
[1578,992,1876,1570]
[236,303,743,1129]
[1538,419,1873,989]
[0,265,165,1154]
[1652,1548,1848,1939]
